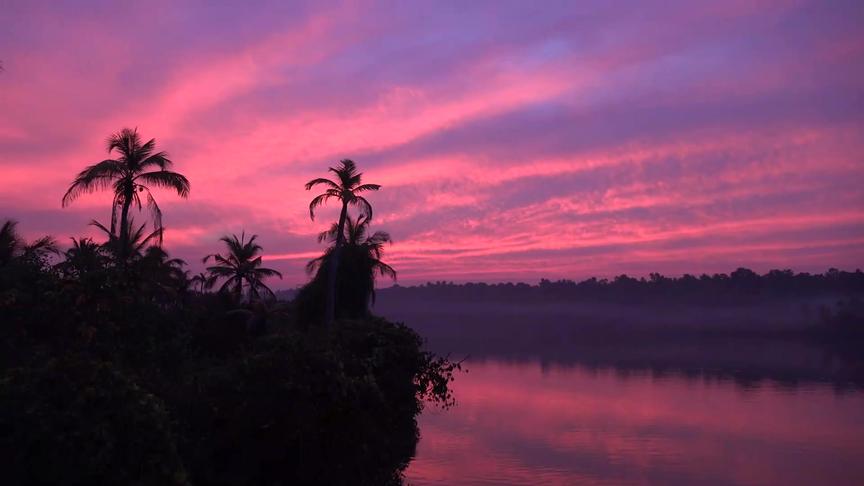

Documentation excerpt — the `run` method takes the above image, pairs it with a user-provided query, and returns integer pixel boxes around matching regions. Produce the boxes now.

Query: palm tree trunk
[118,185,133,263]
[325,201,349,325]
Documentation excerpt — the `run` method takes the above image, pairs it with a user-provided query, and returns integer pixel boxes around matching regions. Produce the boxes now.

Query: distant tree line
[382,268,864,305]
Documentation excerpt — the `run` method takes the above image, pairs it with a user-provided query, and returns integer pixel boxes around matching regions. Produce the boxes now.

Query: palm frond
[308,193,333,220]
[367,230,392,246]
[206,266,237,277]
[62,159,124,206]
[137,137,156,159]
[375,261,397,280]
[317,221,340,243]
[89,219,113,237]
[24,236,59,256]
[135,170,190,197]
[0,220,21,257]
[304,177,339,191]
[254,267,283,279]
[144,190,163,244]
[305,254,327,275]
[107,128,140,155]
[352,195,374,220]
[354,183,381,193]
[132,224,162,254]
[251,281,276,298]
[217,275,241,295]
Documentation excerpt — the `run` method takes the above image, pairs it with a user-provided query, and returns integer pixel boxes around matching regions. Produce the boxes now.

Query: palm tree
[307,215,396,316]
[203,232,282,303]
[91,218,162,265]
[137,246,188,299]
[305,159,380,324]
[58,237,108,279]
[190,272,210,293]
[62,128,190,260]
[1,220,26,266]
[0,219,57,266]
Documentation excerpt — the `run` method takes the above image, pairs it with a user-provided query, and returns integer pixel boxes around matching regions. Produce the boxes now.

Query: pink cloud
[1,0,862,286]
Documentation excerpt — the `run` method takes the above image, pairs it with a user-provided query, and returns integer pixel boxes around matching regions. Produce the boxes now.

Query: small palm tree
[305,159,380,323]
[204,232,282,303]
[1,220,26,266]
[190,272,210,293]
[0,219,57,266]
[62,128,190,259]
[307,215,396,316]
[137,246,188,299]
[58,237,108,279]
[91,218,162,264]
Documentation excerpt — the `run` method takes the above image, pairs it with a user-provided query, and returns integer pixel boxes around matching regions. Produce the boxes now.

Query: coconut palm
[0,219,57,266]
[91,218,162,265]
[1,220,27,266]
[308,215,395,276]
[57,237,108,279]
[305,159,380,323]
[203,232,282,303]
[307,215,395,316]
[137,246,189,299]
[190,272,211,293]
[62,128,189,259]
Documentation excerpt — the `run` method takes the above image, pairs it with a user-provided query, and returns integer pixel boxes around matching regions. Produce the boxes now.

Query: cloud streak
[1,0,862,286]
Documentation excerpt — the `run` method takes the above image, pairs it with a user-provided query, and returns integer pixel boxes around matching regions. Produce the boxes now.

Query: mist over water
[377,297,864,485]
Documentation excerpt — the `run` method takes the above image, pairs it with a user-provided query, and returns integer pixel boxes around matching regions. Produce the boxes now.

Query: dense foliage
[1,131,458,485]
[0,231,458,485]
[296,215,397,322]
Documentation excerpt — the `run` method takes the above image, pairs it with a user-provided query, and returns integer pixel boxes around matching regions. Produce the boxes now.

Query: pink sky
[1,0,863,287]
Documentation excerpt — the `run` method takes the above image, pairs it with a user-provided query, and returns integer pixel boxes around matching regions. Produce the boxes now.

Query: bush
[0,356,188,486]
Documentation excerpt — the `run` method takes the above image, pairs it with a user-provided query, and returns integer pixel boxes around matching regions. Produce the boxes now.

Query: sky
[1,0,863,287]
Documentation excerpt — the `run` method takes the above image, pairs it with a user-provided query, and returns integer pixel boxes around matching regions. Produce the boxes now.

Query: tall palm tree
[305,159,380,324]
[203,232,282,303]
[62,128,190,260]
[307,215,396,316]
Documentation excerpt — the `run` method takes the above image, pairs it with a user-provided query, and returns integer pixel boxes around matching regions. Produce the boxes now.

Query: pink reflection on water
[406,361,864,485]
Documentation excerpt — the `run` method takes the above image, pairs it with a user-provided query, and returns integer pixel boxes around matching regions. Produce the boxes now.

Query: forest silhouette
[0,128,458,486]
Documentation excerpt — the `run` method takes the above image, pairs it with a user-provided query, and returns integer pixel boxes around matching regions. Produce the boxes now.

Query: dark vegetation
[380,268,864,306]
[0,130,458,485]
[374,272,864,389]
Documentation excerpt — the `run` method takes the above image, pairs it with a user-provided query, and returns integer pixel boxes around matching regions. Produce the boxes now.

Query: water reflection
[406,360,864,485]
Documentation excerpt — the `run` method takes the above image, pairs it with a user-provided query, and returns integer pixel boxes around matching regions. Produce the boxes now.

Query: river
[405,359,864,485]
[384,301,864,485]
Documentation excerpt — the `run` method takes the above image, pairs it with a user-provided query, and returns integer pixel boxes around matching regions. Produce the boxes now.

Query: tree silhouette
[305,159,380,324]
[0,219,57,266]
[136,246,188,300]
[62,128,189,261]
[190,272,210,293]
[57,237,108,279]
[91,218,162,265]
[307,215,396,317]
[203,232,282,303]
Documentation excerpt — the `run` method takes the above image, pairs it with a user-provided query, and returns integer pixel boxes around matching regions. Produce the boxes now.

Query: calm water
[405,359,864,485]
